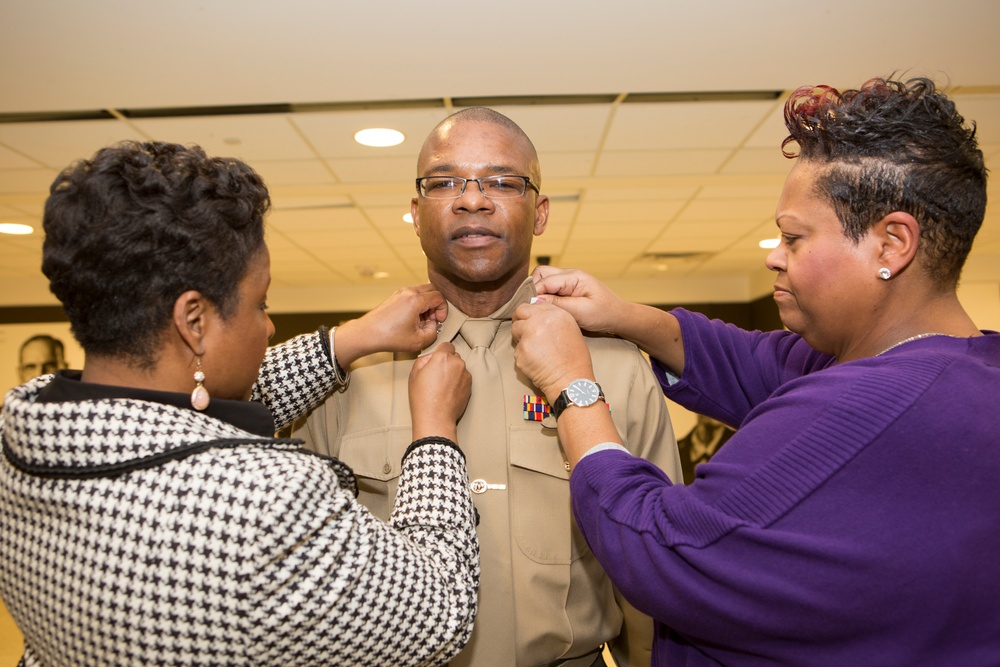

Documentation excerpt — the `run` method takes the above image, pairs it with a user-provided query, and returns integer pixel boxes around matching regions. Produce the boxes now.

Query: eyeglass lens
[420,176,529,198]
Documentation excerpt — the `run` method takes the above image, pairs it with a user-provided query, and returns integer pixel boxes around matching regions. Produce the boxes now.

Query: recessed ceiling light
[354,128,405,147]
[758,238,780,249]
[0,223,33,235]
[402,213,413,224]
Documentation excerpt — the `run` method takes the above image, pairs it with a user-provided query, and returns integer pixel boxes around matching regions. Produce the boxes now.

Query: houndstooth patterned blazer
[0,330,479,666]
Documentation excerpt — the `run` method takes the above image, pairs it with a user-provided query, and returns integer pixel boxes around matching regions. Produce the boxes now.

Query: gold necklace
[875,333,954,357]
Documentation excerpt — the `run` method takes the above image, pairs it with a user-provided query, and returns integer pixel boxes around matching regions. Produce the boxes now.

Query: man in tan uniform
[296,108,682,666]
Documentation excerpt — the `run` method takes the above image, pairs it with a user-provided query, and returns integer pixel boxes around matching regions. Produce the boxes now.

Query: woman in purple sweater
[510,77,1000,666]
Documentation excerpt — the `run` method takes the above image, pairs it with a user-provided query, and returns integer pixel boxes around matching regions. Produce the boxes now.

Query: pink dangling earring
[191,356,210,411]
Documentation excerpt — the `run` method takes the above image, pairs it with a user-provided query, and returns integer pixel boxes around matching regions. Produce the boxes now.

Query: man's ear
[411,197,421,237]
[533,194,550,236]
[875,211,920,274]
[173,290,208,356]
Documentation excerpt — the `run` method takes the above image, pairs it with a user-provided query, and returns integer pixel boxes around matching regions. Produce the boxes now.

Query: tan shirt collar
[423,277,537,355]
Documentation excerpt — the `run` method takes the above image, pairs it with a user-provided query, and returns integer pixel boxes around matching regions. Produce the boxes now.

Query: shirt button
[382,463,392,475]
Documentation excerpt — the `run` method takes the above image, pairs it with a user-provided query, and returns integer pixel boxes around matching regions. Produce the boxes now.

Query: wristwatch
[552,378,605,418]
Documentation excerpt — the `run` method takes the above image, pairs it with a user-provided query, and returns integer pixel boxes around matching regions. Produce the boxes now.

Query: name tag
[470,479,507,494]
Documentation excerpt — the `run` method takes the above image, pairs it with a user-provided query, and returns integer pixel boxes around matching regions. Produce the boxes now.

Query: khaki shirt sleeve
[293,393,339,459]
[609,591,654,667]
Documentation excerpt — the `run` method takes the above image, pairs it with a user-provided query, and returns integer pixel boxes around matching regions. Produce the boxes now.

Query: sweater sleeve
[594,339,681,667]
[652,308,834,428]
[251,330,338,432]
[245,442,478,666]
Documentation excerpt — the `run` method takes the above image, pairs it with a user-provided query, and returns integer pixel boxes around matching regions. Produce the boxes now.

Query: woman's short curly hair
[782,77,987,286]
[42,141,270,367]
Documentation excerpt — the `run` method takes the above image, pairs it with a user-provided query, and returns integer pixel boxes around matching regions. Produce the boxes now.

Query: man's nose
[454,178,492,210]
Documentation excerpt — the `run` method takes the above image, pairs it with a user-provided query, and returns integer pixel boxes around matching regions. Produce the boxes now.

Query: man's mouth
[453,226,499,243]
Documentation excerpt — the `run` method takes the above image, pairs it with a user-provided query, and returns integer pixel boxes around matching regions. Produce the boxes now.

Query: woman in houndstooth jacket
[0,141,479,666]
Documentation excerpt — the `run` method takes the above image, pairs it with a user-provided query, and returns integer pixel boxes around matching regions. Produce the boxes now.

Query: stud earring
[878,267,892,280]
[191,356,210,411]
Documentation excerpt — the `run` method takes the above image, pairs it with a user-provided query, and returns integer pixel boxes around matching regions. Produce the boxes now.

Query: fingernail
[529,297,543,304]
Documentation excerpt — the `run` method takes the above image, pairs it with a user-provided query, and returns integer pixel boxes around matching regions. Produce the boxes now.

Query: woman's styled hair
[782,77,987,286]
[42,141,270,367]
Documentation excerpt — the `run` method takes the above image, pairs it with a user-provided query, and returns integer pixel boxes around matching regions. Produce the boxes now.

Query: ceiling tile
[0,169,57,194]
[285,228,386,250]
[576,200,685,223]
[537,151,598,179]
[353,191,415,208]
[571,221,664,241]
[132,115,316,161]
[268,207,369,232]
[488,105,613,153]
[721,147,793,175]
[271,194,353,211]
[0,120,145,167]
[254,159,336,187]
[605,100,777,150]
[678,198,776,221]
[1,9,998,315]
[657,221,756,239]
[595,149,731,176]
[324,156,414,183]
[291,109,449,159]
[0,145,43,169]
[584,186,697,201]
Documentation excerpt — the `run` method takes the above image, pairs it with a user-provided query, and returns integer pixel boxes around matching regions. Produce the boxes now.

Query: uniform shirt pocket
[338,425,412,521]
[509,425,589,565]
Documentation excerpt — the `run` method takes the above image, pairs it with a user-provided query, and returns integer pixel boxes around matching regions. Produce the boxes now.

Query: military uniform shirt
[297,279,682,666]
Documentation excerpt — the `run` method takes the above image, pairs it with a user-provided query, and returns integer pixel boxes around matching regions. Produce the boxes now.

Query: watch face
[567,379,600,407]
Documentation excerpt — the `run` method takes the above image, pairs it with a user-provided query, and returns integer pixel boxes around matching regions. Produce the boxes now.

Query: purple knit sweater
[570,308,1000,666]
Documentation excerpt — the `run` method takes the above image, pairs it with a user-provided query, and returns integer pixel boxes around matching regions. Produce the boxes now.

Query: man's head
[781,77,987,288]
[411,108,549,311]
[18,334,67,382]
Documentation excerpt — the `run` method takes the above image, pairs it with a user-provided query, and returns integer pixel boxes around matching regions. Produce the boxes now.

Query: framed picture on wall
[0,323,84,399]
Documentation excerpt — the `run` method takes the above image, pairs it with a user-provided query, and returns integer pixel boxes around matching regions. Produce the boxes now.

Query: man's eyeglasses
[415,175,539,199]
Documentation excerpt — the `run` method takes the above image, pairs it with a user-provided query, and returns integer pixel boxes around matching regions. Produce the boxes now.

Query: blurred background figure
[17,334,67,383]
[676,413,734,485]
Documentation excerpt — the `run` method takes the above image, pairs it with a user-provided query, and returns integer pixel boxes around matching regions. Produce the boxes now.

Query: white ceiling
[2,0,999,313]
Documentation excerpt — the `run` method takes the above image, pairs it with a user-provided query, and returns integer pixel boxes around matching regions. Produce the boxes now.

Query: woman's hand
[513,302,621,467]
[333,284,447,368]
[511,301,595,404]
[409,342,471,442]
[531,265,686,374]
[529,266,629,335]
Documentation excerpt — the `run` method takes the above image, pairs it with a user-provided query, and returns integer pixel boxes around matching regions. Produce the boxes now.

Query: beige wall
[0,603,21,667]
[959,281,1000,332]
